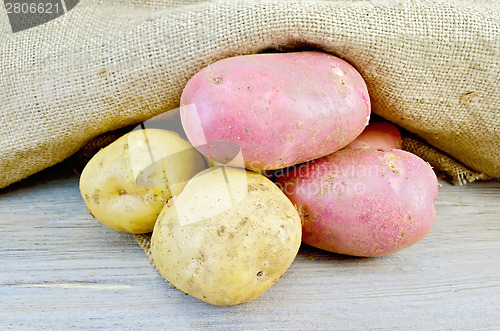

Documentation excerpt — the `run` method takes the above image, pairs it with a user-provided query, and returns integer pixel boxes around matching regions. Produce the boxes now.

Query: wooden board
[1,167,499,330]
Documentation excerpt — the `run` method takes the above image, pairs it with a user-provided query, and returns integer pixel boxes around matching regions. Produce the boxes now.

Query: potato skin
[275,149,438,257]
[79,129,206,234]
[151,167,302,305]
[180,51,371,170]
[345,121,402,150]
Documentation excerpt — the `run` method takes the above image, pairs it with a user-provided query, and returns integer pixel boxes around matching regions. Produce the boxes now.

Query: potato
[180,51,371,170]
[79,129,206,234]
[275,149,438,257]
[151,166,302,305]
[345,121,402,150]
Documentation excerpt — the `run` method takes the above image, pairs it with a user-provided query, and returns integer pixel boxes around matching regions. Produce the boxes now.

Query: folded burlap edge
[401,135,491,186]
[135,233,153,264]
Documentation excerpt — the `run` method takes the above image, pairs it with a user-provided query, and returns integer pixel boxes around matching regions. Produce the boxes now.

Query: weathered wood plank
[1,170,499,330]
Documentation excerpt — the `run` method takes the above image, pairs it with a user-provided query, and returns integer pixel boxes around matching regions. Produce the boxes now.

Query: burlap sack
[1,0,499,190]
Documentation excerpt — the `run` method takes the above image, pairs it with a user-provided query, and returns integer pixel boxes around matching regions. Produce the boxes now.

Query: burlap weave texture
[1,0,499,188]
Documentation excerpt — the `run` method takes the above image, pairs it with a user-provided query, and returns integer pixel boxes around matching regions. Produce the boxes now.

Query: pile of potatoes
[80,51,438,306]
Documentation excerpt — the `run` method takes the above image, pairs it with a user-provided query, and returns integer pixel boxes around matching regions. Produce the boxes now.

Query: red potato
[345,121,402,150]
[180,51,371,170]
[275,149,438,257]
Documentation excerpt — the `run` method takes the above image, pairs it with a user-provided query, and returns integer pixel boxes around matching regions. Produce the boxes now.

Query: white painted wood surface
[1,168,499,330]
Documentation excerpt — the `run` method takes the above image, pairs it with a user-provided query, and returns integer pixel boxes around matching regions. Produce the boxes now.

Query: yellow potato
[79,129,206,234]
[151,166,302,305]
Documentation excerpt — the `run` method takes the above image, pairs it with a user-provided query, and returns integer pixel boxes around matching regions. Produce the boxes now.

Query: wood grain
[1,170,499,330]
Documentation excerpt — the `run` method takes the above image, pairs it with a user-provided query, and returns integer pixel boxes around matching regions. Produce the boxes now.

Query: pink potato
[345,121,402,150]
[275,149,438,257]
[180,51,371,170]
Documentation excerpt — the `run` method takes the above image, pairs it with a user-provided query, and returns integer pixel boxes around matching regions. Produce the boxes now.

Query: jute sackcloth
[1,0,499,190]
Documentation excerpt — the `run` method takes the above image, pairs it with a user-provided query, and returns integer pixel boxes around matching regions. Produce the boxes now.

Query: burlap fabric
[1,0,499,190]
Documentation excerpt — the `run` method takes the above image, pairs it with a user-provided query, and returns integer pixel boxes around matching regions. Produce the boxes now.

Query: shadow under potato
[298,242,376,262]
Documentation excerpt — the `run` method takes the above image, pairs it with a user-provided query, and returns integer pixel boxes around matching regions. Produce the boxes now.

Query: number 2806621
[6,2,61,14]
